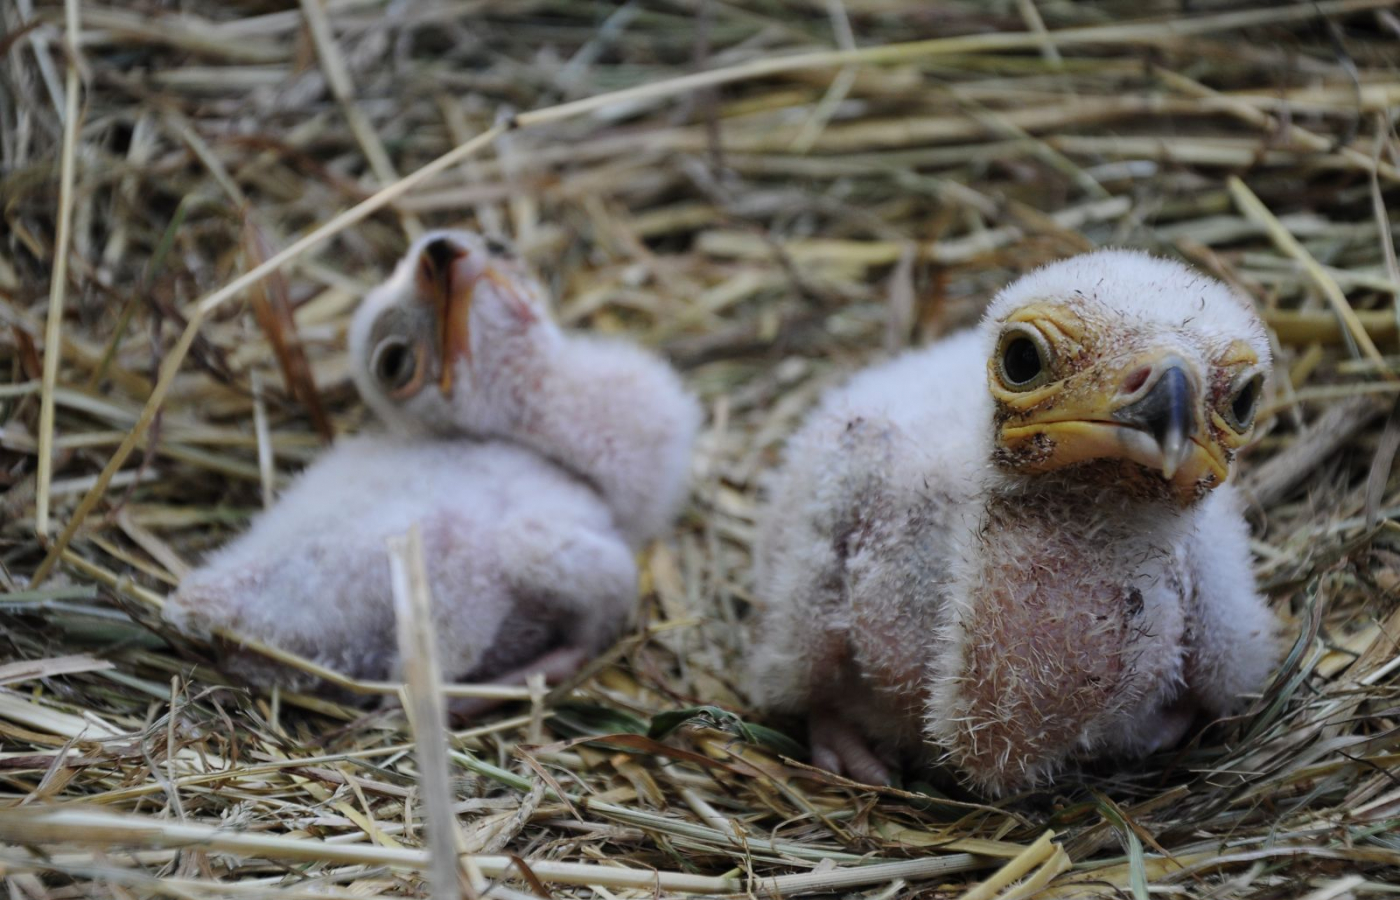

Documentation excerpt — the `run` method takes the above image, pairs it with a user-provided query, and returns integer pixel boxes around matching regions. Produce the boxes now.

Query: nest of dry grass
[3,0,1400,897]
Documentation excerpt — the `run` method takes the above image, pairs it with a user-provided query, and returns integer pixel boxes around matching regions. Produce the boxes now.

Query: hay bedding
[1,0,1399,896]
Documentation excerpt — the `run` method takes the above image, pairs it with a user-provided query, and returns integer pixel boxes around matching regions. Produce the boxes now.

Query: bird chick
[166,437,636,701]
[350,230,701,546]
[750,250,1279,794]
[164,232,700,708]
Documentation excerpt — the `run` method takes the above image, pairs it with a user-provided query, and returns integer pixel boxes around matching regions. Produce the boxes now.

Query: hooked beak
[996,348,1230,496]
[416,237,476,397]
[1112,359,1196,480]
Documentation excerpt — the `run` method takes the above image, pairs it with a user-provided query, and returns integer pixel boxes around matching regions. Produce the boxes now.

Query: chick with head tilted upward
[166,231,699,711]
[352,231,700,546]
[750,250,1279,794]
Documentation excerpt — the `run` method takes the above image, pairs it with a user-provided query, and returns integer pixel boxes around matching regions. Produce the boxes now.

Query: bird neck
[982,460,1192,533]
[490,336,695,547]
[976,469,1191,569]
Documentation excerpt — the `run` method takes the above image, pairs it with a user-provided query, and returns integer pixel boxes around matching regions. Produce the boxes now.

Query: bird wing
[1179,482,1282,715]
[749,332,987,728]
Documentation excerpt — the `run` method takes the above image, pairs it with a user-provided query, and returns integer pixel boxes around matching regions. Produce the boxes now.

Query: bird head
[349,229,553,435]
[981,250,1271,505]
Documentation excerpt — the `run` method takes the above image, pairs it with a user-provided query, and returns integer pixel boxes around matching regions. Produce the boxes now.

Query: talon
[810,713,894,785]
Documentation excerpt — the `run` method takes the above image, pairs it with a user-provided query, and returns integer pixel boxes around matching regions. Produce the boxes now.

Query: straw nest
[3,1,1399,897]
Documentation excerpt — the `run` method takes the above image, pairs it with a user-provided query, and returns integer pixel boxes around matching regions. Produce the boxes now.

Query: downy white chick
[166,231,698,708]
[750,250,1279,794]
[166,438,636,700]
[351,230,701,546]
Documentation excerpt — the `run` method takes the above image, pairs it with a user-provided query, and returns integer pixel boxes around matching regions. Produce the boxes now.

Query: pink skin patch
[940,488,1182,790]
[951,568,1131,780]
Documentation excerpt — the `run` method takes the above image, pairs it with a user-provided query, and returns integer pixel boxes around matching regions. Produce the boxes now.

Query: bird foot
[448,645,589,722]
[809,712,895,785]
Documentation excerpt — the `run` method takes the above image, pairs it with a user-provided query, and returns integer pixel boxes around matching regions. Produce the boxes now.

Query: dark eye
[997,327,1050,391]
[1225,373,1262,432]
[372,337,419,396]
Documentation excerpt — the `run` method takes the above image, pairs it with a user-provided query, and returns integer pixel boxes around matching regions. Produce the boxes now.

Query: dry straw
[2,0,1399,897]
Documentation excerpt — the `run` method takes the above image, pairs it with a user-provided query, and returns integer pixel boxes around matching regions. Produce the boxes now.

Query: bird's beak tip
[1113,360,1199,481]
[422,235,465,275]
[1157,430,1189,480]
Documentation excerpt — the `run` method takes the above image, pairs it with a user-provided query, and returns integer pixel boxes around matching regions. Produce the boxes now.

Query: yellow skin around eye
[987,302,1259,503]
[1209,339,1265,443]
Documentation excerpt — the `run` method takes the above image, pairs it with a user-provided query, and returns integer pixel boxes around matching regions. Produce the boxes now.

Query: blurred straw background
[2,0,1400,896]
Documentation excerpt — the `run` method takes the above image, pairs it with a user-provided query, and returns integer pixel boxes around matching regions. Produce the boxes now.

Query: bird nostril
[1121,366,1152,395]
